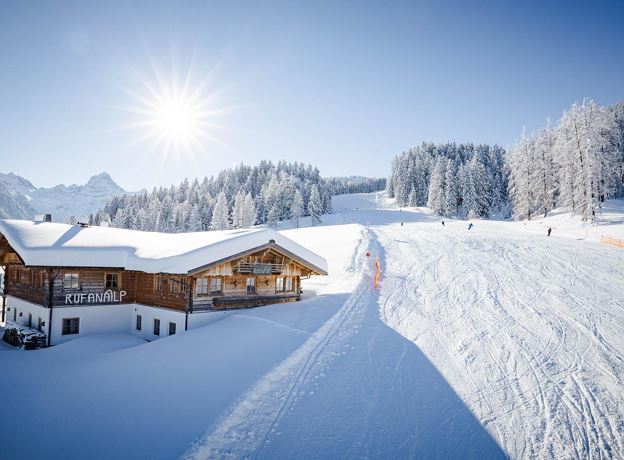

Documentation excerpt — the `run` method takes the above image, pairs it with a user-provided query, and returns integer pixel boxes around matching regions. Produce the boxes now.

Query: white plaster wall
[131,304,186,341]
[50,303,133,345]
[6,297,192,345]
[5,296,50,337]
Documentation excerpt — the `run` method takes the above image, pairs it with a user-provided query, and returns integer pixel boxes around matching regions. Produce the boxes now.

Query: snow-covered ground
[1,192,623,459]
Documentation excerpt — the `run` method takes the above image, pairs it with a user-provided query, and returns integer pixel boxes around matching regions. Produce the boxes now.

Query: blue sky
[0,0,622,190]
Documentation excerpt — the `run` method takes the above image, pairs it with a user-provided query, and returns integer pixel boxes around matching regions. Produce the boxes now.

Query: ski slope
[185,193,624,459]
[2,192,624,459]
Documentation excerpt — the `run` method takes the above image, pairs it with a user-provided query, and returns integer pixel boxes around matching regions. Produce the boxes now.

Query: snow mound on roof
[0,220,328,275]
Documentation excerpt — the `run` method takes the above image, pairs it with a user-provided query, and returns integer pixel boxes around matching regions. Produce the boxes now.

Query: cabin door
[246,277,256,294]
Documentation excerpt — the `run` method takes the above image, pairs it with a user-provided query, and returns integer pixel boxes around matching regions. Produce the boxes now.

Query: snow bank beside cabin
[0,224,360,460]
[0,220,327,275]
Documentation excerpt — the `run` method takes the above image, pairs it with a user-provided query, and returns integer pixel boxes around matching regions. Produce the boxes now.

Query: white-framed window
[180,278,188,294]
[63,273,80,290]
[105,273,119,289]
[276,277,285,292]
[62,318,80,335]
[170,277,178,294]
[210,277,223,295]
[285,277,293,292]
[196,277,209,296]
[154,275,163,293]
[153,318,160,336]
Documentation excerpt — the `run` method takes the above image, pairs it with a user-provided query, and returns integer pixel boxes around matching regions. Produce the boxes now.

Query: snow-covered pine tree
[211,191,230,230]
[507,130,535,220]
[443,159,459,216]
[554,99,620,221]
[291,189,304,227]
[533,121,558,217]
[407,185,417,207]
[241,193,257,228]
[427,158,446,214]
[231,191,246,229]
[308,185,323,225]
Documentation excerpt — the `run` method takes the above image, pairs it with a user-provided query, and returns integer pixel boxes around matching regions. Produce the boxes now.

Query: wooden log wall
[134,273,188,312]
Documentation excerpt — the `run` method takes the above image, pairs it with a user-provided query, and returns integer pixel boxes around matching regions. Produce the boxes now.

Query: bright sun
[120,67,226,159]
[149,90,202,146]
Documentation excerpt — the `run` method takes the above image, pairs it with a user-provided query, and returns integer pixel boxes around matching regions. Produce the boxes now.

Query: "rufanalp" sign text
[65,289,127,305]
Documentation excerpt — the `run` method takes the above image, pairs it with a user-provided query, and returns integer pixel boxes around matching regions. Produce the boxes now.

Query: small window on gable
[105,273,119,289]
[63,273,80,290]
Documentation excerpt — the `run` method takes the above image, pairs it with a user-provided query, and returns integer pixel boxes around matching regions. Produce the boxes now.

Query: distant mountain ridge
[0,172,128,222]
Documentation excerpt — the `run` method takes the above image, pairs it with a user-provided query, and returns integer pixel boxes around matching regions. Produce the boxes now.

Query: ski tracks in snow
[377,224,624,459]
[183,228,377,460]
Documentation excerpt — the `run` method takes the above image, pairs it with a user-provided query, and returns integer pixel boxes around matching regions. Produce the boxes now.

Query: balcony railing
[234,262,285,275]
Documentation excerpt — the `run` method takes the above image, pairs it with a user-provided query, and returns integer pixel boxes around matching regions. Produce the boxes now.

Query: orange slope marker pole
[375,256,381,289]
[601,235,624,248]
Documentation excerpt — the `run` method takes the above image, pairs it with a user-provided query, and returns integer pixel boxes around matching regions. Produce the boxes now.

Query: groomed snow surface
[2,192,624,459]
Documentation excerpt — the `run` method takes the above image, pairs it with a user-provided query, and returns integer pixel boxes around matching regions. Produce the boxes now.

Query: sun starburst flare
[116,60,233,167]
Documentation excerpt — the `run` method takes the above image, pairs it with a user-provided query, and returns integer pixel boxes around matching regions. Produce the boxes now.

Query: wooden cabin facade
[0,221,327,346]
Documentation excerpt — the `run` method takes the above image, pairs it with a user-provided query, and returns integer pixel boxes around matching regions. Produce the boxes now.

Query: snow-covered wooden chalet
[0,220,327,346]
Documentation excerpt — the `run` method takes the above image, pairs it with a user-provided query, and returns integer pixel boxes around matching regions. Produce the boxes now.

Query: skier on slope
[442,221,445,227]
[548,227,552,237]
[468,223,473,230]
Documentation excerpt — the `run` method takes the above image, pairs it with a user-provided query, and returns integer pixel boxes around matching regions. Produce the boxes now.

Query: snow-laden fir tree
[507,99,622,221]
[388,142,507,218]
[507,130,535,220]
[443,159,459,216]
[101,160,338,232]
[308,185,323,225]
[427,158,446,214]
[211,191,229,230]
[241,193,257,228]
[231,191,247,229]
[552,99,619,221]
[407,185,417,207]
[291,189,304,227]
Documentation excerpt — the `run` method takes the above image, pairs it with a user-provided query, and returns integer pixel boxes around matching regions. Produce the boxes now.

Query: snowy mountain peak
[86,172,118,188]
[0,171,128,222]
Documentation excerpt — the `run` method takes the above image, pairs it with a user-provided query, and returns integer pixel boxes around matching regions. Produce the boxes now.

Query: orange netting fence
[601,236,624,249]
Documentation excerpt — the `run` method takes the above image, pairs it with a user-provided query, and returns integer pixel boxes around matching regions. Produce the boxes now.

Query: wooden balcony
[234,262,285,275]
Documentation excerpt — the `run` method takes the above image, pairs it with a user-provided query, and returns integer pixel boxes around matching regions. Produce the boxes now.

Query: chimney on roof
[34,214,52,223]
[269,239,275,244]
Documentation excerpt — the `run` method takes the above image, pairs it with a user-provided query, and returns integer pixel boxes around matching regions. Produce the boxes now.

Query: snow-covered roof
[0,220,328,275]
